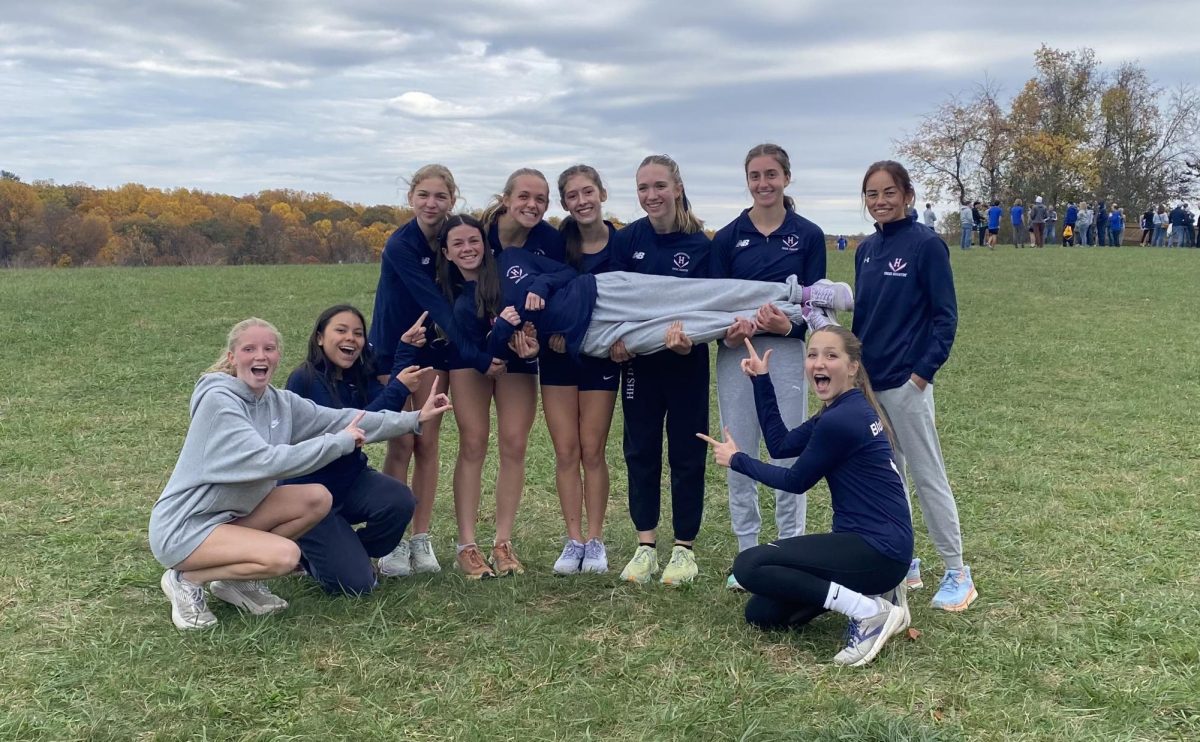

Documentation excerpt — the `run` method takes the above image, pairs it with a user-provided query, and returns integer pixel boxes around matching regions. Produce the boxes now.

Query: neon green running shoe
[660,545,698,586]
[619,545,659,584]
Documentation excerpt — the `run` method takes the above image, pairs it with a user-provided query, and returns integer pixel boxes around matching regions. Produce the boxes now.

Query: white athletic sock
[824,582,883,620]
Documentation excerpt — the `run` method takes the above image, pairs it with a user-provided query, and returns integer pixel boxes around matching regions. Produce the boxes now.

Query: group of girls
[148,148,975,667]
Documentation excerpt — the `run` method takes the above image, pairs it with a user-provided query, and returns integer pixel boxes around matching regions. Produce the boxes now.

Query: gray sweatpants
[875,380,964,570]
[716,337,809,551]
[579,273,805,357]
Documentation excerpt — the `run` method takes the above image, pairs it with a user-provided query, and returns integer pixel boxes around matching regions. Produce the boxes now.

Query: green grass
[1,246,1198,740]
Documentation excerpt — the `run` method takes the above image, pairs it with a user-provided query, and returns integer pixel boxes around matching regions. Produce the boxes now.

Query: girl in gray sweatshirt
[149,318,451,629]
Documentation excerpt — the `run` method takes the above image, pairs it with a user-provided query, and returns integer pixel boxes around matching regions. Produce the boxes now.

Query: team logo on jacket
[506,266,529,283]
[673,252,691,270]
[632,251,646,260]
[781,235,800,251]
[884,258,908,277]
[736,239,750,248]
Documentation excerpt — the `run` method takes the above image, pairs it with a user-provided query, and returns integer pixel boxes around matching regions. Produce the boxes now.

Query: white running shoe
[409,533,442,574]
[553,539,586,575]
[832,598,907,667]
[801,303,839,331]
[209,579,289,615]
[580,538,609,574]
[160,570,217,630]
[378,540,413,577]
[804,279,854,311]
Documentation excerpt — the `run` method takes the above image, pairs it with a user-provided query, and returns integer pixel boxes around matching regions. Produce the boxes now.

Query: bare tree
[895,93,981,203]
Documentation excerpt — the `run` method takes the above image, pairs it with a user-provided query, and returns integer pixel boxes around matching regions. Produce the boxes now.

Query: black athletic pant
[621,344,709,542]
[733,532,908,630]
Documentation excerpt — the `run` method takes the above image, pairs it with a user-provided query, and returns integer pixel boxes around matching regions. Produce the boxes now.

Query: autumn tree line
[0,174,427,268]
[896,46,1200,230]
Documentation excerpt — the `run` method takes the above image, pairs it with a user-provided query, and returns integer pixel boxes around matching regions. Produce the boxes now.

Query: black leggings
[733,532,908,630]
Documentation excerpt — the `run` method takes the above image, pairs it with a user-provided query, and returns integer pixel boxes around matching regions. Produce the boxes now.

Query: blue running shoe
[930,566,977,612]
[905,557,923,590]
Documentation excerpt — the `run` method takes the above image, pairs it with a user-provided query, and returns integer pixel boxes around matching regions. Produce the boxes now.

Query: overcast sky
[3,1,1197,234]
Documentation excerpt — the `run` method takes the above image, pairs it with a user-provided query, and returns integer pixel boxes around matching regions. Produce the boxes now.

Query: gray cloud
[1,1,1197,234]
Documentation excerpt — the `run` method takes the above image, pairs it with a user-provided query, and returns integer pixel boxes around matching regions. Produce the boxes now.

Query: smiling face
[636,163,680,227]
[503,174,550,230]
[443,222,487,278]
[746,154,790,211]
[228,325,281,396]
[805,329,860,402]
[317,310,365,371]
[863,169,911,225]
[561,173,606,226]
[408,176,455,232]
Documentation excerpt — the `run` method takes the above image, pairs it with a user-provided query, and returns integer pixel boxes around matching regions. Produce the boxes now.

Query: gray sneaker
[409,533,442,574]
[209,579,288,615]
[160,570,217,630]
[803,279,854,311]
[378,540,413,577]
[553,539,586,575]
[832,598,907,667]
[580,538,609,574]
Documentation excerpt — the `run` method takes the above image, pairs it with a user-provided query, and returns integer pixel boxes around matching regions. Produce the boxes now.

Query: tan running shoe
[455,544,496,580]
[490,541,525,576]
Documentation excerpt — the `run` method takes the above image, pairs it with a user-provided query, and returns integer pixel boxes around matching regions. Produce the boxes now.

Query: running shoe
[160,570,217,630]
[455,544,496,580]
[660,545,698,586]
[619,545,659,584]
[377,540,413,577]
[553,539,586,575]
[930,566,977,612]
[580,538,609,574]
[409,533,442,574]
[490,541,525,576]
[209,579,289,615]
[832,598,907,667]
[801,303,839,331]
[905,557,923,590]
[803,279,854,311]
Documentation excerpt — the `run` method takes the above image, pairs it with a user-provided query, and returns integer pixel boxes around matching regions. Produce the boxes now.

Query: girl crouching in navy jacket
[284,305,439,594]
[699,327,912,667]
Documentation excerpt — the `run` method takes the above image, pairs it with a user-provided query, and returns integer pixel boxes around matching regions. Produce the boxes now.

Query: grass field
[1,246,1199,741]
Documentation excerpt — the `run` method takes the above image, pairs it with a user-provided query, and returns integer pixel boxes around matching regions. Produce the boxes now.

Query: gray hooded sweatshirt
[148,373,422,567]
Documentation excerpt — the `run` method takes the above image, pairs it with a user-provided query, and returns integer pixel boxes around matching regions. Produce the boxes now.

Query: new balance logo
[736,239,750,248]
[421,257,431,265]
[633,251,646,260]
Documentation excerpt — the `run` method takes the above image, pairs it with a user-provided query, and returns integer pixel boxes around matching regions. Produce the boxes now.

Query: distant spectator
[958,200,973,250]
[1044,204,1057,243]
[1109,206,1125,246]
[1077,202,1094,246]
[1063,201,1078,247]
[986,199,1002,249]
[1153,204,1168,246]
[1029,196,1047,248]
[1095,198,1109,246]
[837,235,848,251]
[1168,202,1186,247]
[1140,207,1154,246]
[1011,199,1026,248]
[1185,204,1196,247]
[922,203,937,228]
[972,201,986,246]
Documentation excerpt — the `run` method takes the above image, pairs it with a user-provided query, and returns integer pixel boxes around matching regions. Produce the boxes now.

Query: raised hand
[418,376,453,422]
[755,303,792,335]
[664,321,693,355]
[400,311,429,347]
[396,365,430,392]
[343,410,367,448]
[739,337,773,377]
[696,426,739,467]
